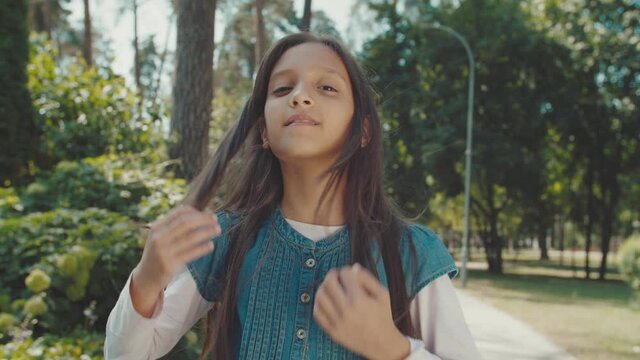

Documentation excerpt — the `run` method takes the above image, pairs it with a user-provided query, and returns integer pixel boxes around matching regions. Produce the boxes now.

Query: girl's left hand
[313,263,410,360]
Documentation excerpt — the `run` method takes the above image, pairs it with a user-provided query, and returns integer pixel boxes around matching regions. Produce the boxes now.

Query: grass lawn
[452,249,640,359]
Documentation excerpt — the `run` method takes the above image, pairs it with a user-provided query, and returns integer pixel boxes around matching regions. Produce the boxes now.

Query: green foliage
[24,295,48,316]
[0,331,104,359]
[618,235,640,292]
[24,269,51,293]
[0,208,142,334]
[0,313,16,334]
[18,159,146,218]
[210,87,248,148]
[27,35,161,169]
[7,153,186,222]
[0,187,25,219]
[82,153,186,222]
[360,0,640,274]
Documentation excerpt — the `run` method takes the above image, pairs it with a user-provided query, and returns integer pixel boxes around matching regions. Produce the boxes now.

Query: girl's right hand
[130,205,221,317]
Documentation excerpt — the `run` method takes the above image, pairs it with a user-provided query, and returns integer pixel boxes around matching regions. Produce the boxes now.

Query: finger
[149,205,192,229]
[339,266,364,301]
[149,206,197,238]
[353,263,386,298]
[163,205,197,224]
[314,290,337,329]
[156,212,220,245]
[168,209,219,237]
[177,238,215,263]
[322,270,349,317]
[172,225,220,254]
[313,303,335,333]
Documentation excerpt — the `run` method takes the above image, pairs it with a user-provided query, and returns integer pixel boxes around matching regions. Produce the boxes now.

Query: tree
[82,0,92,66]
[300,0,312,31]
[27,37,153,168]
[133,0,141,100]
[254,0,265,69]
[363,0,571,273]
[0,0,36,183]
[534,0,640,279]
[169,0,216,181]
[27,0,71,39]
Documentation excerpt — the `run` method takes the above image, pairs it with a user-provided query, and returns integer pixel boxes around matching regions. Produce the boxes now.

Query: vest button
[300,292,311,304]
[296,328,307,340]
[305,258,316,268]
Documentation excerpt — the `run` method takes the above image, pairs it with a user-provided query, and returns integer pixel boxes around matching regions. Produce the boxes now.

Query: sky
[68,0,358,94]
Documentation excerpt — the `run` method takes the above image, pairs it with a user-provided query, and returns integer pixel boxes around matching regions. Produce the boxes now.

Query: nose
[289,85,314,108]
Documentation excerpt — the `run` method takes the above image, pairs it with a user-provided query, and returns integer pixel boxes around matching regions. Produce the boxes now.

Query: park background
[0,0,639,358]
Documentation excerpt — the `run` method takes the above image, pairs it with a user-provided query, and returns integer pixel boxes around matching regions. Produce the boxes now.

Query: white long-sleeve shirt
[105,219,481,359]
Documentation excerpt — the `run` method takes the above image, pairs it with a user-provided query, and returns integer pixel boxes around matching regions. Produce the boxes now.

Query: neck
[279,160,346,226]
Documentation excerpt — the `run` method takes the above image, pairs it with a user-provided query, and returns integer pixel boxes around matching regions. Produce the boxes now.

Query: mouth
[284,114,320,127]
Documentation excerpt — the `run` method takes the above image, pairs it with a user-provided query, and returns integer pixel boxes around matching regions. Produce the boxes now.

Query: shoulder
[400,223,459,298]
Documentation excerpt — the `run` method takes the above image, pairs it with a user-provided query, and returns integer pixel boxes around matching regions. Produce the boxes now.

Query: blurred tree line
[0,0,638,355]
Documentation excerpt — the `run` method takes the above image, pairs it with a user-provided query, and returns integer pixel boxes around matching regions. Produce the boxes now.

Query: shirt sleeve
[400,224,459,299]
[104,267,212,360]
[403,274,483,360]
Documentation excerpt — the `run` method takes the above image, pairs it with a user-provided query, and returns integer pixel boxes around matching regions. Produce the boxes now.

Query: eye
[273,86,292,95]
[320,85,338,92]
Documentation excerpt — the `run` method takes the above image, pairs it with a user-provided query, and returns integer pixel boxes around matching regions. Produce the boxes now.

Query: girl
[105,33,481,359]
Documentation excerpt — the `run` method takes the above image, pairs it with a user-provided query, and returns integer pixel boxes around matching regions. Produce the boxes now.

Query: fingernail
[353,263,361,271]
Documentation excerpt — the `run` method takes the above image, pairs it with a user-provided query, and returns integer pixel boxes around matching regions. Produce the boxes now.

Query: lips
[284,114,319,127]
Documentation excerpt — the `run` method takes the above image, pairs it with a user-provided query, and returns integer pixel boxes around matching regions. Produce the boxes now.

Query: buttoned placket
[292,247,318,359]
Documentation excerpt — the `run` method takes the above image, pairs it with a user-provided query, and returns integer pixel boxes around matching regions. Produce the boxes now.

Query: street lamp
[425,24,475,288]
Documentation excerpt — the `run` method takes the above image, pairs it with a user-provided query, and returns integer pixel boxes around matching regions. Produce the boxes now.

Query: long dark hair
[183,32,416,359]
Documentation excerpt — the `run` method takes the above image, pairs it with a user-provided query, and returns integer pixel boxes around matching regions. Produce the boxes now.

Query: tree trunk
[584,161,594,279]
[150,14,175,109]
[133,0,142,102]
[557,214,565,265]
[301,0,312,31]
[550,216,556,248]
[538,222,549,260]
[211,0,218,100]
[169,0,215,181]
[254,0,265,71]
[82,0,92,66]
[1,0,36,182]
[599,208,613,280]
[598,149,620,280]
[486,207,503,274]
[475,175,504,274]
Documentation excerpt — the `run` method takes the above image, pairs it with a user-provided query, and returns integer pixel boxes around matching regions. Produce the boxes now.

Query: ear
[259,118,270,149]
[360,116,372,148]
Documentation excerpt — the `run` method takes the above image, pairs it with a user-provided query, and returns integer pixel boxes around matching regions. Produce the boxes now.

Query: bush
[18,159,146,218]
[27,35,162,169]
[11,153,186,222]
[0,331,104,359]
[0,208,142,335]
[618,234,640,292]
[0,187,24,219]
[83,153,187,222]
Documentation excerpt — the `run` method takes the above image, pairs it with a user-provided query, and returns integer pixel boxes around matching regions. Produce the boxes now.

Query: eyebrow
[270,67,348,84]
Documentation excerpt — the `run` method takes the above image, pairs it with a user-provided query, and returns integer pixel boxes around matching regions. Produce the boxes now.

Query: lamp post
[425,24,475,288]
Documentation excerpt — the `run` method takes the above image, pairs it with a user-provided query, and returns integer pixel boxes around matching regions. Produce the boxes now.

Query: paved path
[456,290,576,360]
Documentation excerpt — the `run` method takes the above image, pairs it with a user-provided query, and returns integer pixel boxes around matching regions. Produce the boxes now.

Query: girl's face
[263,43,355,163]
